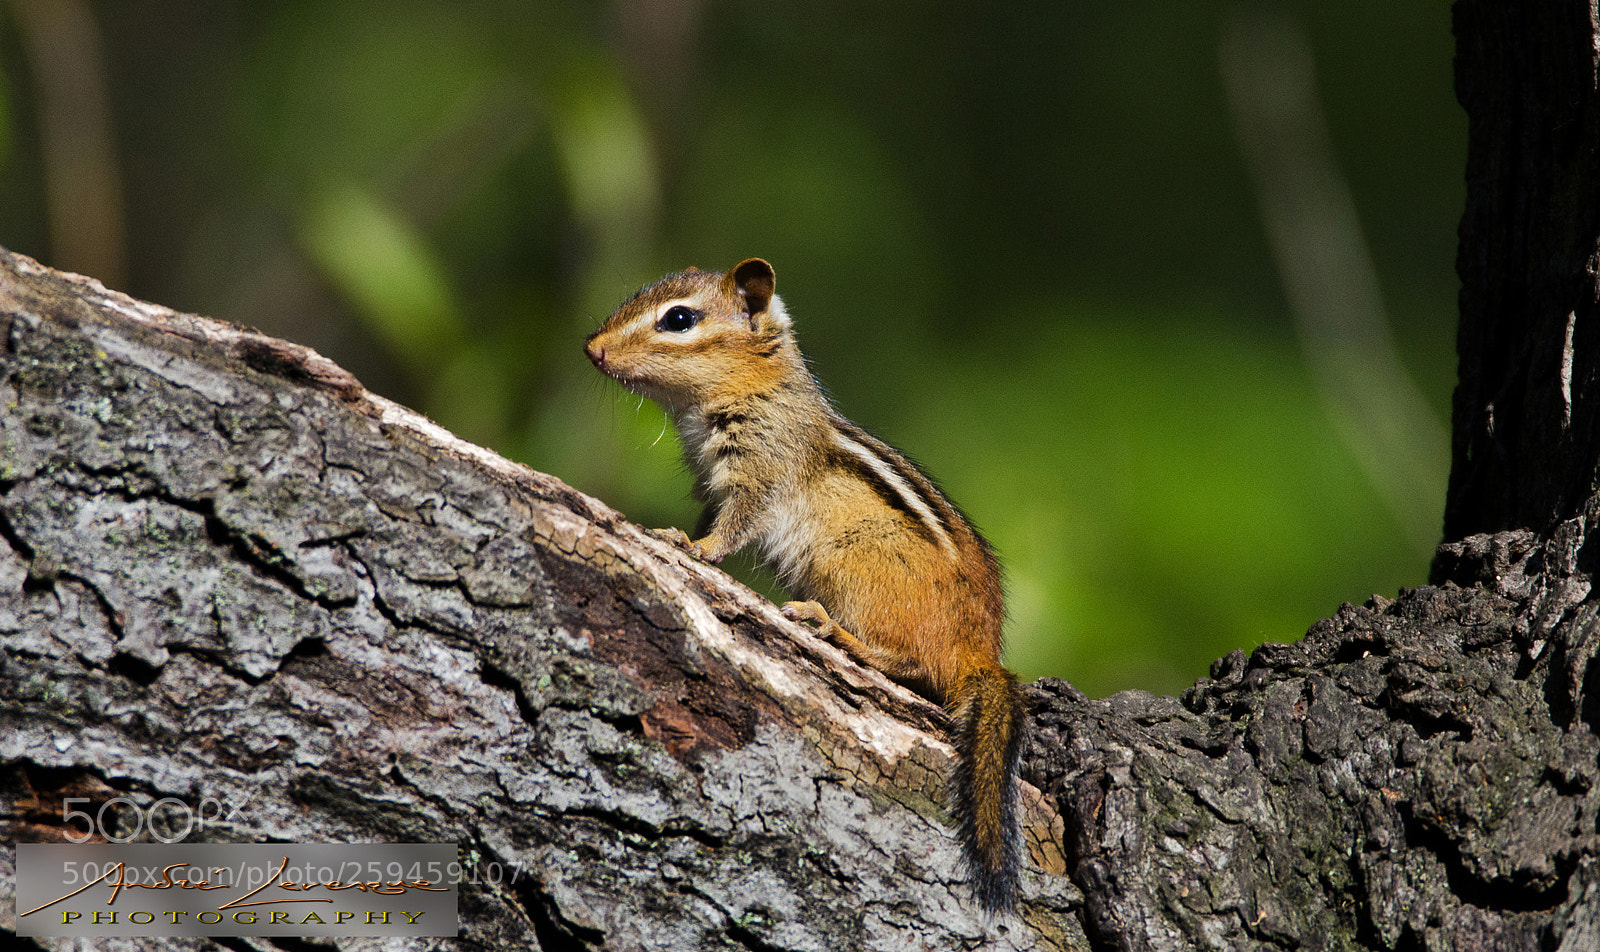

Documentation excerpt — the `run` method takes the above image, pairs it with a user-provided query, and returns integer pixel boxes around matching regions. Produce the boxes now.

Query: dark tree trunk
[1443,0,1600,543]
[1020,3,1600,947]
[5,3,1600,950]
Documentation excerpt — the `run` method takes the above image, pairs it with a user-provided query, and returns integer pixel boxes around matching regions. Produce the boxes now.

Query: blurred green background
[0,0,1462,697]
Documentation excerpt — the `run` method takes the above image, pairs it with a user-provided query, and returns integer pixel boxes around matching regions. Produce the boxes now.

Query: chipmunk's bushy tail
[948,662,1028,914]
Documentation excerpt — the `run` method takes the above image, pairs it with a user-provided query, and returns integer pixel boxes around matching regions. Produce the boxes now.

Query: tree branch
[0,249,1077,950]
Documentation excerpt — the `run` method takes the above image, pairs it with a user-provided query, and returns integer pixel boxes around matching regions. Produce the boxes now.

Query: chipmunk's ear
[729,259,775,323]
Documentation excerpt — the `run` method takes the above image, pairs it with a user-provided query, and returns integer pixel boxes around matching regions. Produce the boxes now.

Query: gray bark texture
[6,2,1600,947]
[0,250,1077,951]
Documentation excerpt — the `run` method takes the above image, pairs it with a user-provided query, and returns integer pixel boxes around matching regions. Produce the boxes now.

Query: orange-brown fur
[585,259,1027,913]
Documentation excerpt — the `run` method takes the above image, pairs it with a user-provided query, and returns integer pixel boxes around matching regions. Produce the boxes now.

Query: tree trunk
[1444,0,1600,542]
[1027,3,1600,947]
[5,3,1600,949]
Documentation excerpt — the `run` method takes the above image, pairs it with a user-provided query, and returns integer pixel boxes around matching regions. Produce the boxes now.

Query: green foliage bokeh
[0,0,1462,697]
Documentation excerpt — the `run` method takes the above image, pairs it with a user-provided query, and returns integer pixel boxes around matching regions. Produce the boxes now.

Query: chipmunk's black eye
[656,305,702,333]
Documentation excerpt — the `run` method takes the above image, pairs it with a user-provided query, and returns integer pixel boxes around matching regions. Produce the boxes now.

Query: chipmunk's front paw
[650,527,726,563]
[649,526,695,552]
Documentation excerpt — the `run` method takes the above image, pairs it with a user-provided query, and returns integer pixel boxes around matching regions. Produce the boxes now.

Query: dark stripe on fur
[824,446,944,548]
[830,416,961,539]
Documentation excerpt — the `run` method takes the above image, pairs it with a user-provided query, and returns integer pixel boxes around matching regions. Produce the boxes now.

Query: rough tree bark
[4,3,1600,950]
[0,250,1075,951]
[1446,0,1600,540]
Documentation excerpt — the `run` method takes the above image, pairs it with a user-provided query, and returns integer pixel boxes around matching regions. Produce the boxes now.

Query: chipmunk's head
[585,258,794,406]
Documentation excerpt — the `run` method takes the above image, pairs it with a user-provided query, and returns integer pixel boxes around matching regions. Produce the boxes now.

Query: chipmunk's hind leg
[782,600,926,681]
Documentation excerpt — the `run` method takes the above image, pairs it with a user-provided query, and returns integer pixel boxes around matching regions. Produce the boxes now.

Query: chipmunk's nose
[584,340,606,368]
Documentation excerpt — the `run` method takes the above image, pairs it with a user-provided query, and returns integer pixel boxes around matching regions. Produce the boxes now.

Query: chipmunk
[584,259,1027,913]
